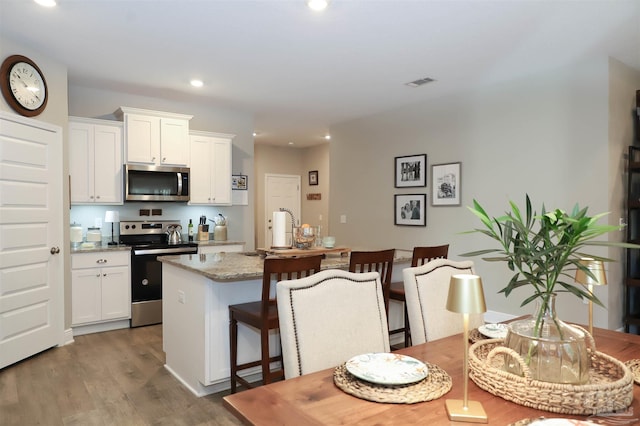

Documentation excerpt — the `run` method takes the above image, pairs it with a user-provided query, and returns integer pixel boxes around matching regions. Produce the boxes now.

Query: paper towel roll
[272,211,287,248]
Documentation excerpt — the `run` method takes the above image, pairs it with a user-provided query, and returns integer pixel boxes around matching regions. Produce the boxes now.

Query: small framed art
[232,175,248,190]
[395,154,426,188]
[432,162,461,206]
[394,194,426,226]
[309,170,319,186]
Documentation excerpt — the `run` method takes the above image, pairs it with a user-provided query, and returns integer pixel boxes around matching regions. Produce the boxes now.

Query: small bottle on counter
[188,219,194,242]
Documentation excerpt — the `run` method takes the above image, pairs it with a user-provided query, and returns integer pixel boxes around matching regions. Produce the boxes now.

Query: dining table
[223,326,640,425]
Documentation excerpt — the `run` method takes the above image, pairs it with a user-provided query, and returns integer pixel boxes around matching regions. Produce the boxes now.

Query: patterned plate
[478,323,509,339]
[345,353,428,385]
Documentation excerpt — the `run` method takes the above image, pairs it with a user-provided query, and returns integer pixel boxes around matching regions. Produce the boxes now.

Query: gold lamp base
[445,399,488,423]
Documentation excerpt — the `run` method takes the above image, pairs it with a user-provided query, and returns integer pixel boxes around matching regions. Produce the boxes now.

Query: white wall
[330,57,639,329]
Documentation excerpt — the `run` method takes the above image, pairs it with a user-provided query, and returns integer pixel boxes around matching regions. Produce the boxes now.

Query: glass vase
[503,293,593,384]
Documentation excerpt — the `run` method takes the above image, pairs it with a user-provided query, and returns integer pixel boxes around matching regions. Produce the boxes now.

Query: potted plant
[462,195,630,384]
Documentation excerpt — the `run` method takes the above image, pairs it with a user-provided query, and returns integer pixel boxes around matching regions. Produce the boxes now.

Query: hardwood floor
[0,325,242,426]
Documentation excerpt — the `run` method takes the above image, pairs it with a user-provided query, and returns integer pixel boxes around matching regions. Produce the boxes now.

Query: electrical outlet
[319,214,323,221]
[95,218,102,228]
[340,215,347,224]
[178,290,186,304]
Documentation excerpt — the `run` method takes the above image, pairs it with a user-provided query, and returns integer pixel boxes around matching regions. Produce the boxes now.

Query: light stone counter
[160,249,411,397]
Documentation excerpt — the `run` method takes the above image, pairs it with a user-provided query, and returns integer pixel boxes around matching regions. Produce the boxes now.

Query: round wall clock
[0,55,48,117]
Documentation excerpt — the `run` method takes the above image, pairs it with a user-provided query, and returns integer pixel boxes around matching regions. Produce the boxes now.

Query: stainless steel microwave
[125,164,190,202]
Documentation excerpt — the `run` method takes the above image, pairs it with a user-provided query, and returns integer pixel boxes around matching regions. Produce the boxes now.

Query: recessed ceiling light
[252,132,257,137]
[307,0,328,11]
[34,0,56,6]
[288,142,294,146]
[190,79,204,88]
[324,135,331,140]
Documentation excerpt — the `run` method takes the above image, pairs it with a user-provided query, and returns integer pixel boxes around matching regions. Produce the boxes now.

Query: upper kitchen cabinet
[69,117,123,205]
[189,130,234,205]
[116,107,193,166]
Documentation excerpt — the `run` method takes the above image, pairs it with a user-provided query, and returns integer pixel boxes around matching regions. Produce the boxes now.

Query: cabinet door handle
[162,157,166,162]
[96,259,107,264]
[96,195,100,199]
[96,274,101,277]
[89,195,94,199]
[103,273,107,277]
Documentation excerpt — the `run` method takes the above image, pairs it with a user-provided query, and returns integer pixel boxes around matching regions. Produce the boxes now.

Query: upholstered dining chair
[348,249,395,314]
[403,258,483,344]
[229,254,323,393]
[389,245,449,347]
[276,269,390,379]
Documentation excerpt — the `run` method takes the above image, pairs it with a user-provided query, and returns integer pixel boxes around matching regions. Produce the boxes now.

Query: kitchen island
[159,250,411,396]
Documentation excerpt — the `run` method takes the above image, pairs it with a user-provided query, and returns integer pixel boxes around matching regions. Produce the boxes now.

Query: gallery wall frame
[394,154,427,188]
[309,170,319,186]
[394,193,426,226]
[431,162,461,206]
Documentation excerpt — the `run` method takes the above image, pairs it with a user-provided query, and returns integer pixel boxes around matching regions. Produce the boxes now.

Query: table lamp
[445,274,488,424]
[574,258,607,336]
[104,210,120,246]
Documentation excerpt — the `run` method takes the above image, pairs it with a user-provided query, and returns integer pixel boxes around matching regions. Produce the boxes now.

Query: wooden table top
[223,327,640,425]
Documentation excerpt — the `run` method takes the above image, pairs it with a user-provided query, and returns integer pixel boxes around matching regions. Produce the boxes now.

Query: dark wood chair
[348,249,395,315]
[389,244,449,347]
[229,254,323,393]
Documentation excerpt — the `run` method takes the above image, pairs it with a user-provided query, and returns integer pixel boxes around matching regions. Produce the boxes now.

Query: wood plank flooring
[0,325,242,426]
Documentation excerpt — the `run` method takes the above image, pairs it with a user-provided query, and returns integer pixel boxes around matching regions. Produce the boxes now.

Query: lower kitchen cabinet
[71,251,131,328]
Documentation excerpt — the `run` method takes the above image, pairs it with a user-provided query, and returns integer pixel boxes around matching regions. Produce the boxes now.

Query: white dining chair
[276,269,390,379]
[403,259,484,344]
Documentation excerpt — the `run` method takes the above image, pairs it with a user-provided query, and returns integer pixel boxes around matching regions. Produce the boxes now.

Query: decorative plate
[478,323,509,339]
[624,359,640,385]
[345,353,428,385]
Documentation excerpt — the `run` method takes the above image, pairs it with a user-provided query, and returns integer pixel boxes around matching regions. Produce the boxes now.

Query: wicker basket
[468,339,634,415]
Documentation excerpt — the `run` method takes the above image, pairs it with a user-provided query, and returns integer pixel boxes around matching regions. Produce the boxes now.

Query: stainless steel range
[120,220,198,327]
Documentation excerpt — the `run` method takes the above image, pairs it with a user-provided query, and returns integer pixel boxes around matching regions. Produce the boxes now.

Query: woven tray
[469,340,634,415]
[333,361,451,404]
[469,328,486,343]
[624,359,640,385]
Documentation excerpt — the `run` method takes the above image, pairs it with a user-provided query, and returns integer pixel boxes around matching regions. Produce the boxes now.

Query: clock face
[0,55,48,117]
[9,61,46,110]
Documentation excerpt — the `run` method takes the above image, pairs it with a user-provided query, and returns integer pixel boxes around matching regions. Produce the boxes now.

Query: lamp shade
[575,258,607,286]
[104,210,120,223]
[446,274,487,314]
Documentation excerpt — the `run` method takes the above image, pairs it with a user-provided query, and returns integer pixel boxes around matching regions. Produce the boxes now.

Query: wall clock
[0,55,48,117]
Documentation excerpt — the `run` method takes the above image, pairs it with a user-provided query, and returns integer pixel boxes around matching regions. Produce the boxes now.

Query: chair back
[411,244,449,266]
[277,269,390,379]
[349,249,395,312]
[262,255,323,318]
[403,258,483,344]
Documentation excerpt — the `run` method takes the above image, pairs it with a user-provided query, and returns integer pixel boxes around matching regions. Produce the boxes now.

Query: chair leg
[230,314,238,394]
[261,327,271,385]
[403,303,411,347]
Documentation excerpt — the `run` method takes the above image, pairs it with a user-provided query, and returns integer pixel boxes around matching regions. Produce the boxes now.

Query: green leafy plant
[462,195,633,332]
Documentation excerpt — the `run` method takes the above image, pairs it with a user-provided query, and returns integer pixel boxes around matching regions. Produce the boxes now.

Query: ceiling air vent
[405,77,435,88]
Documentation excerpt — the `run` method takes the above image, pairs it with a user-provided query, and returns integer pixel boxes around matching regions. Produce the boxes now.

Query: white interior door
[264,174,300,248]
[0,112,63,370]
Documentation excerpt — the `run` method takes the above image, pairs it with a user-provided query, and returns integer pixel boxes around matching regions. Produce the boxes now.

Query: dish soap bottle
[188,219,194,242]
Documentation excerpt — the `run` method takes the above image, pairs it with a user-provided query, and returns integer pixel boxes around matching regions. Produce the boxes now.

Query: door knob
[50,246,60,254]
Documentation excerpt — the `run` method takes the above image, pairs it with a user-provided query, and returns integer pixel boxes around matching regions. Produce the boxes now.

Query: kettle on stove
[167,225,183,245]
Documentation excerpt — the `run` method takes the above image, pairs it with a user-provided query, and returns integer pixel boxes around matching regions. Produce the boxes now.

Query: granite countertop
[195,240,245,247]
[158,250,412,282]
[70,242,131,254]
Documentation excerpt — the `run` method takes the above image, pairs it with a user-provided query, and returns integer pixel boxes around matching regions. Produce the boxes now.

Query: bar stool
[349,249,395,315]
[229,254,323,393]
[389,244,449,347]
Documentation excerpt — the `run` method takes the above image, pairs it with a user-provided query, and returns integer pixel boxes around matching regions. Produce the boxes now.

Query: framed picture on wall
[309,170,319,186]
[232,175,248,190]
[395,154,426,188]
[394,194,426,226]
[432,162,461,206]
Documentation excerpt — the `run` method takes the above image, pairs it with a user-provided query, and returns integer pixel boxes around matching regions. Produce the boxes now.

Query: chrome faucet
[279,207,296,247]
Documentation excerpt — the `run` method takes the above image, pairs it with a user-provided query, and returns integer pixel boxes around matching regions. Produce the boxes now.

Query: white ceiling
[1,0,639,147]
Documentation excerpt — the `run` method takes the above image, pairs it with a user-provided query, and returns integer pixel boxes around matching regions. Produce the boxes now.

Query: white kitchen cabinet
[69,117,123,204]
[71,251,131,327]
[189,130,234,205]
[116,107,192,166]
